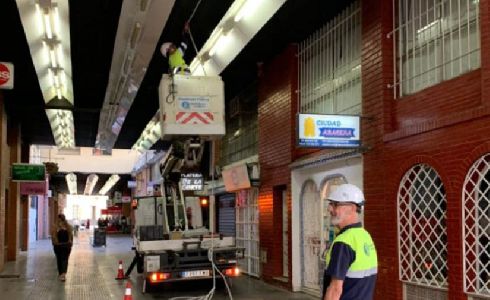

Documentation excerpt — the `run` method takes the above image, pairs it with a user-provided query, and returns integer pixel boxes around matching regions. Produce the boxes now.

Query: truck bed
[136,236,236,252]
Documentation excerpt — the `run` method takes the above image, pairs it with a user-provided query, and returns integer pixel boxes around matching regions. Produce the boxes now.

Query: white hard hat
[160,42,172,58]
[327,184,365,205]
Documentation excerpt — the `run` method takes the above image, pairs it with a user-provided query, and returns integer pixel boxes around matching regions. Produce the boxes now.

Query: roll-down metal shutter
[218,193,235,237]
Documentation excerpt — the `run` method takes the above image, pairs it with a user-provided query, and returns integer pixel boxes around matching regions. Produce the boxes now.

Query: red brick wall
[257,45,297,287]
[361,0,400,299]
[363,0,490,299]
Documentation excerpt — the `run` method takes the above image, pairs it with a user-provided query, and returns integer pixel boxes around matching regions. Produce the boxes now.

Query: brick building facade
[256,0,490,299]
[257,45,297,286]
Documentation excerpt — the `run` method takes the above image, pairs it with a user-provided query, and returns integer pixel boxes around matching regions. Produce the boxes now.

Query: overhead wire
[186,0,208,76]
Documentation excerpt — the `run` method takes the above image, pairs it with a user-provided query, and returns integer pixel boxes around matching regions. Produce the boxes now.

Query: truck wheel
[137,256,144,273]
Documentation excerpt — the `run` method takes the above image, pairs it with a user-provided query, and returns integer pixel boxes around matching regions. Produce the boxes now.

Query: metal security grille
[403,283,448,300]
[220,121,257,166]
[218,194,236,237]
[390,0,480,98]
[220,82,258,166]
[236,188,260,277]
[298,1,361,115]
[398,164,448,290]
[463,154,490,297]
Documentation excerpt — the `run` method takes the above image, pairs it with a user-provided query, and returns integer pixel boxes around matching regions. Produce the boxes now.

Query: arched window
[398,164,448,290]
[463,154,490,297]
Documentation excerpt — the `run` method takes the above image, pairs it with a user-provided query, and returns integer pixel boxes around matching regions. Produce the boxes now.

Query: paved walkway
[0,231,316,299]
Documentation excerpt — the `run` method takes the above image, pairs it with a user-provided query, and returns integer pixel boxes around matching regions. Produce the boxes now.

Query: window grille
[220,121,258,166]
[463,154,490,297]
[398,164,448,289]
[390,0,480,98]
[298,1,361,115]
[220,82,258,166]
[236,188,260,277]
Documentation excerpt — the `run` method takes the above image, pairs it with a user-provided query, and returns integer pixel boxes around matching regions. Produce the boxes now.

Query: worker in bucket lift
[160,22,191,75]
[322,184,377,300]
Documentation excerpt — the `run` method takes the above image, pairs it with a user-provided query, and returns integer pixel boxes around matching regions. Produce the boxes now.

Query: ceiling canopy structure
[0,0,354,152]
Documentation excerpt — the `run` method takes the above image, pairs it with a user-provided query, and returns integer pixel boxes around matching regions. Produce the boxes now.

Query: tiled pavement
[0,231,316,300]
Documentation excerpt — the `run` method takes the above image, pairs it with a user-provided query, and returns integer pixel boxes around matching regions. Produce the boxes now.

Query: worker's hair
[58,214,67,222]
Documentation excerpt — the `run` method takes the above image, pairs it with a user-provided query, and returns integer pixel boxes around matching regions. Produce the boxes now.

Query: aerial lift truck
[130,74,243,292]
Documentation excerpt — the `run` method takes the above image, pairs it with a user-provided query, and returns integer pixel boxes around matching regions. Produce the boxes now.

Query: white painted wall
[32,146,140,174]
[291,155,363,292]
[64,195,108,225]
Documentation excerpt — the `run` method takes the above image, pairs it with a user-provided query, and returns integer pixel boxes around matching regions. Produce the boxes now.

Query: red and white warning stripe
[176,112,214,124]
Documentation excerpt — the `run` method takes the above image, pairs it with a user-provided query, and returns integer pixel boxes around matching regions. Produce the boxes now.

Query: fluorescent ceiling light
[99,174,120,195]
[234,0,262,22]
[16,0,75,148]
[43,13,53,39]
[65,172,77,195]
[84,174,99,195]
[209,30,232,57]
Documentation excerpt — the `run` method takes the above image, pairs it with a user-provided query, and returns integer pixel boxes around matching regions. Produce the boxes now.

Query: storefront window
[398,164,448,289]
[463,154,490,297]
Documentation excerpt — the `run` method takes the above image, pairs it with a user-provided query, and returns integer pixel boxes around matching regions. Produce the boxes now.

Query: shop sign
[297,113,360,148]
[181,173,204,191]
[11,163,46,182]
[222,164,251,192]
[20,182,46,195]
[0,62,14,89]
[114,191,122,203]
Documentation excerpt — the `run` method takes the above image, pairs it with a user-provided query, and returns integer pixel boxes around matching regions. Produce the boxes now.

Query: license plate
[182,270,210,278]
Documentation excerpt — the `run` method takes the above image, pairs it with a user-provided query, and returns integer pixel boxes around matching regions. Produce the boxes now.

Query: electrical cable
[168,0,233,297]
[185,0,207,76]
[169,150,234,300]
[187,0,204,23]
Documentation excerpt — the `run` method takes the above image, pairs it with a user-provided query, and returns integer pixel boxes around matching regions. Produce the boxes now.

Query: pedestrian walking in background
[322,184,378,300]
[72,218,79,237]
[51,214,73,282]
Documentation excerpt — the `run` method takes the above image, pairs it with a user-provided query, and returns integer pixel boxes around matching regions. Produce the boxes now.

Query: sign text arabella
[298,114,360,148]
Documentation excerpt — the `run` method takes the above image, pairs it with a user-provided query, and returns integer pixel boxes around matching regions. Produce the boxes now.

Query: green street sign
[11,164,46,182]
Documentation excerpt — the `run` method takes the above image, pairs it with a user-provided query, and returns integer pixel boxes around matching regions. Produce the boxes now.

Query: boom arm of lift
[159,138,205,231]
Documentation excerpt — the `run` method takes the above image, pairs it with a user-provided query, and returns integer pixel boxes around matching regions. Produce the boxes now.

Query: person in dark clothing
[51,214,73,282]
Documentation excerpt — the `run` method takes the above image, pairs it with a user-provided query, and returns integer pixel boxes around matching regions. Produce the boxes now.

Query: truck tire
[137,256,144,273]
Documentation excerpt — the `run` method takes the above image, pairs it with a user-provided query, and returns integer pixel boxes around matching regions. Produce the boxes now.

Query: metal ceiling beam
[16,0,76,148]
[132,0,287,152]
[95,0,175,153]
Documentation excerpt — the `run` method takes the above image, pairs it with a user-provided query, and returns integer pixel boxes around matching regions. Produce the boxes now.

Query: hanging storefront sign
[297,113,360,148]
[20,181,47,195]
[222,164,251,192]
[11,163,46,182]
[0,62,14,90]
[101,206,122,215]
[114,191,122,203]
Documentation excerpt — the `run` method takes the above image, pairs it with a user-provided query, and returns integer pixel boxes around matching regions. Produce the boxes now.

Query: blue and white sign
[298,113,361,148]
[178,96,210,111]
